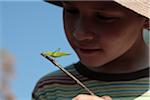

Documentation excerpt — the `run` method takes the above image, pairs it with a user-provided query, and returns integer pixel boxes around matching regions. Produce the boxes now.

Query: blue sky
[1,1,78,100]
[1,1,149,100]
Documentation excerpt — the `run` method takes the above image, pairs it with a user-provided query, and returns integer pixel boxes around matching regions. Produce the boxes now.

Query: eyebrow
[62,1,122,13]
[62,1,107,11]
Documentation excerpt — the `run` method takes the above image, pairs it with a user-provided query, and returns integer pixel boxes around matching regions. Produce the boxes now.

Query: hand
[72,94,112,100]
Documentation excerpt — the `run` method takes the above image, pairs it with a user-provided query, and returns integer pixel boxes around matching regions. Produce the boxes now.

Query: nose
[73,17,95,41]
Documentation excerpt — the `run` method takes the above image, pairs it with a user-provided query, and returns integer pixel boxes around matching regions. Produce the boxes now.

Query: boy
[32,1,150,100]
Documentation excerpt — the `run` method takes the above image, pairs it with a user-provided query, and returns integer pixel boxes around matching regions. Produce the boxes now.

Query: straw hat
[46,0,150,19]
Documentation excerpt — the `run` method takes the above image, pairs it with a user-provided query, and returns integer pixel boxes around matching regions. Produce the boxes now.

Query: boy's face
[62,1,146,67]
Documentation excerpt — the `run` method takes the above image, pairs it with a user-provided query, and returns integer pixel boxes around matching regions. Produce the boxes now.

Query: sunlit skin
[72,94,112,100]
[62,1,149,100]
[63,1,149,74]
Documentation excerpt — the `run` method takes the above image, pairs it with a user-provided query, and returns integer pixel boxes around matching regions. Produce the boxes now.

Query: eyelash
[96,14,117,22]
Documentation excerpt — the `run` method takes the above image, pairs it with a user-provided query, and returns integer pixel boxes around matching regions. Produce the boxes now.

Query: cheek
[63,12,79,45]
[63,15,76,48]
[102,29,140,63]
[95,19,140,43]
[95,22,139,58]
[63,11,77,33]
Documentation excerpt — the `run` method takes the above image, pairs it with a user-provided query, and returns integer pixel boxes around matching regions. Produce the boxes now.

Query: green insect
[41,48,70,58]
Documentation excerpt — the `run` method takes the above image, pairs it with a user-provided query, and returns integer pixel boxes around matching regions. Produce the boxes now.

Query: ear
[143,18,150,30]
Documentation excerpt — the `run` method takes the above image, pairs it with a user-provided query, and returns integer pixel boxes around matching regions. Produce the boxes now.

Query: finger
[72,94,105,100]
[102,96,112,100]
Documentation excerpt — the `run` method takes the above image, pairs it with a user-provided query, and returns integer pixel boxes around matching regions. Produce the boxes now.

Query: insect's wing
[41,50,70,58]
[42,51,53,57]
[52,52,70,58]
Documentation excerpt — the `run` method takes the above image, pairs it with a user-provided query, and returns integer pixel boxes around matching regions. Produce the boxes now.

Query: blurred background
[1,1,78,100]
[0,0,149,100]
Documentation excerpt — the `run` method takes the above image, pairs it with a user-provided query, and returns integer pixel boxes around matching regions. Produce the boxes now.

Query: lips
[74,42,103,55]
[78,47,103,55]
[80,48,100,52]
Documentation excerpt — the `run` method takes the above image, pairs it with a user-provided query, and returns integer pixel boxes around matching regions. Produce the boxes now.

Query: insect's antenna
[51,48,60,56]
[54,48,60,52]
[57,48,60,52]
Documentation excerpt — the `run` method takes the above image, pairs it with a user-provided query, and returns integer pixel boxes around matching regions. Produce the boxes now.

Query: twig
[41,53,95,96]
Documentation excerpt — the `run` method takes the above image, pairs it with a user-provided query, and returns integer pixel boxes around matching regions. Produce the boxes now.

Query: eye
[64,8,79,14]
[96,13,117,22]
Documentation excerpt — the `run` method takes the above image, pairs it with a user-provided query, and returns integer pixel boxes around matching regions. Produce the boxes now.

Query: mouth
[78,48,103,55]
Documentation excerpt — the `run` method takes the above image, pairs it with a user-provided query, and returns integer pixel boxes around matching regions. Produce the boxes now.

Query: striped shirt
[32,62,150,100]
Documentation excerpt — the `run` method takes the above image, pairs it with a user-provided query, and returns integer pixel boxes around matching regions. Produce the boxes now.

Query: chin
[80,59,105,68]
[76,50,108,67]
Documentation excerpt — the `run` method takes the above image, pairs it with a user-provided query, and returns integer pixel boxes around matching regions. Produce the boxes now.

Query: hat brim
[46,1,63,7]
[46,1,150,19]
